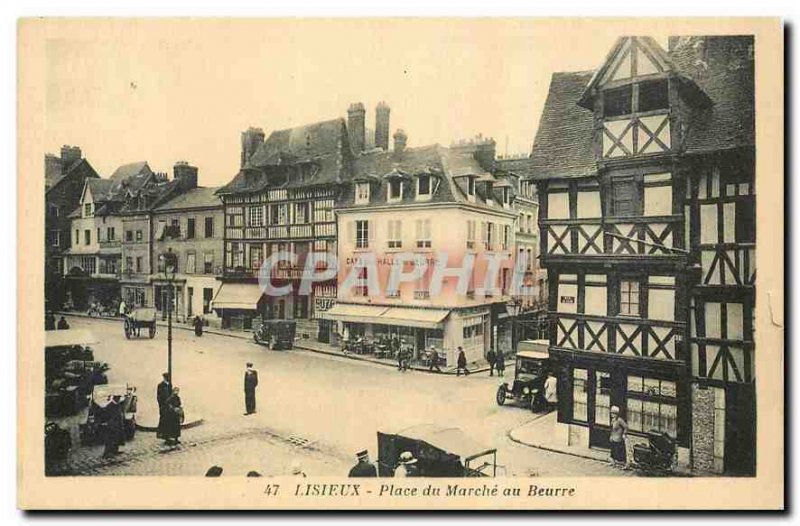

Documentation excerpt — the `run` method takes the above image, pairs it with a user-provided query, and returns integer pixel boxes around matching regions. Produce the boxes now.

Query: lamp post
[507,297,523,356]
[159,249,177,384]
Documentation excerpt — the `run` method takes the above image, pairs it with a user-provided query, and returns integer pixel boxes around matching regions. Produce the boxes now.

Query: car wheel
[496,385,507,406]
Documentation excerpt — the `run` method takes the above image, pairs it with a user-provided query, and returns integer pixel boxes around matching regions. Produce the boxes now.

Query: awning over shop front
[380,308,451,329]
[323,304,450,329]
[211,283,263,310]
[322,303,389,325]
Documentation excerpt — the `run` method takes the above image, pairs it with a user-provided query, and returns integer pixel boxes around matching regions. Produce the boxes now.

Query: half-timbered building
[528,35,755,474]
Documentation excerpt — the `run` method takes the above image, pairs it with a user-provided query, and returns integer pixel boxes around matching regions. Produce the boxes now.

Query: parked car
[496,340,551,412]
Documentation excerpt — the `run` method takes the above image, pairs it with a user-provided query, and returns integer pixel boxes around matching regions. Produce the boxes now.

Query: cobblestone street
[48,315,628,477]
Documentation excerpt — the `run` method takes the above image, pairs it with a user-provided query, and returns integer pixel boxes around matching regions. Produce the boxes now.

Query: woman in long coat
[162,387,183,446]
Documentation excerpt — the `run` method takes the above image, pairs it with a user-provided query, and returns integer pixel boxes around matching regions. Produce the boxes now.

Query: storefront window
[596,372,612,425]
[573,369,588,422]
[626,376,677,437]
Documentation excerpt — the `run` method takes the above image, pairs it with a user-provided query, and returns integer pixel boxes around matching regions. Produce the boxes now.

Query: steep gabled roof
[45,158,100,194]
[528,71,596,180]
[109,161,154,193]
[218,118,351,195]
[153,187,222,212]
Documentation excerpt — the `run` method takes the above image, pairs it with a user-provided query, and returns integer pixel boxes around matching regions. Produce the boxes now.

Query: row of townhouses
[43,34,755,476]
[43,101,546,370]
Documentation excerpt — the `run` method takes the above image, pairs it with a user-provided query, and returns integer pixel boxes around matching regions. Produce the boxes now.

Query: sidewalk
[508,412,609,463]
[58,312,491,376]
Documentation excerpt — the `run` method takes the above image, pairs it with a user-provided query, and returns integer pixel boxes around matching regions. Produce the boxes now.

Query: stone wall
[691,383,718,473]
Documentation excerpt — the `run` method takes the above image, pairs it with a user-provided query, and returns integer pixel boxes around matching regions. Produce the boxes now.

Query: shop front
[212,282,264,330]
[553,349,689,464]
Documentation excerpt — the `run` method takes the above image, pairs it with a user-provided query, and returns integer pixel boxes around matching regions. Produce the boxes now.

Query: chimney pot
[375,102,391,151]
[347,102,367,154]
[393,129,407,154]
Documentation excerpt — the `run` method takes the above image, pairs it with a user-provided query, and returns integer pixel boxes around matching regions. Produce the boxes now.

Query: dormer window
[417,174,431,199]
[604,85,633,117]
[603,79,669,118]
[388,179,403,201]
[84,203,93,217]
[637,80,669,113]
[355,182,370,204]
[502,187,511,206]
[467,177,476,201]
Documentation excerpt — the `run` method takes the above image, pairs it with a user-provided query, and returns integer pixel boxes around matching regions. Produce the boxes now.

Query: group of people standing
[44,312,70,331]
[156,373,184,446]
[485,349,506,377]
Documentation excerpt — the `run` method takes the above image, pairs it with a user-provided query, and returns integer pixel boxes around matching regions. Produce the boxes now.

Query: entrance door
[415,329,426,355]
[589,370,615,449]
[725,384,756,475]
[187,287,194,317]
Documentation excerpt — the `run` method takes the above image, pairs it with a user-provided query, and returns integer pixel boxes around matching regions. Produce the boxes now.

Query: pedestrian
[486,349,497,376]
[393,451,419,477]
[163,387,184,446]
[101,396,125,458]
[428,346,442,373]
[348,449,378,477]
[57,316,70,330]
[45,311,56,331]
[118,299,128,317]
[244,362,259,415]
[397,340,407,371]
[544,373,558,410]
[456,347,469,376]
[290,460,307,478]
[495,351,506,377]
[156,372,171,439]
[609,406,629,468]
[193,315,204,337]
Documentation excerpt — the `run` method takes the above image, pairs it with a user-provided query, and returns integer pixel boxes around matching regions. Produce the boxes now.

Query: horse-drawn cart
[124,307,157,339]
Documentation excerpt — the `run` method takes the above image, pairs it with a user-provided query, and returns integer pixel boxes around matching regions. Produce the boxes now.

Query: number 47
[263,484,280,496]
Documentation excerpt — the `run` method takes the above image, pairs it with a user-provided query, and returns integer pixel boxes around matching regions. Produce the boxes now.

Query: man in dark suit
[348,450,378,477]
[156,373,171,438]
[244,363,258,415]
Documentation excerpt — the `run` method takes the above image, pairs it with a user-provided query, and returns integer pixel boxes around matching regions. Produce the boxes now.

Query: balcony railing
[543,216,684,258]
[552,312,685,362]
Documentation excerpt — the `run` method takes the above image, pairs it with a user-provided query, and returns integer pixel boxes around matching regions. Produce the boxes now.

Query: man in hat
[394,451,418,477]
[456,347,469,376]
[428,346,442,373]
[348,449,378,477]
[156,372,171,439]
[609,405,629,468]
[243,362,259,415]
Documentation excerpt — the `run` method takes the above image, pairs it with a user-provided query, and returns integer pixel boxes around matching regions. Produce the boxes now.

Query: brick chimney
[375,101,391,151]
[474,137,496,172]
[173,161,198,190]
[60,145,82,168]
[347,102,366,154]
[240,127,265,168]
[393,129,407,154]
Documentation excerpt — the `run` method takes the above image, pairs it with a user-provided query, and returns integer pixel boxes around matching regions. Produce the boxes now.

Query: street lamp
[506,297,523,355]
[159,249,177,384]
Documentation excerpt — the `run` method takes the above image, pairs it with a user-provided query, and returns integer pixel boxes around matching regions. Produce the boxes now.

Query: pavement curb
[59,312,491,376]
[506,424,608,464]
[136,417,205,433]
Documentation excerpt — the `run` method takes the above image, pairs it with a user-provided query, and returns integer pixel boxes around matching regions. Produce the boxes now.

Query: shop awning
[321,303,389,324]
[211,283,263,310]
[380,308,451,329]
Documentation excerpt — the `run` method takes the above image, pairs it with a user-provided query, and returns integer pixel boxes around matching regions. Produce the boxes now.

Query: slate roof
[45,158,99,194]
[527,71,596,180]
[528,35,754,180]
[217,118,351,195]
[109,161,154,192]
[153,186,222,212]
[669,35,755,153]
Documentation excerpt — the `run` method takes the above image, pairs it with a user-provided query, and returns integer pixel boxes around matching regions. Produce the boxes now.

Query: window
[355,220,369,249]
[75,229,79,244]
[107,227,115,241]
[387,220,402,249]
[638,80,669,113]
[187,218,196,239]
[84,203,93,217]
[204,252,214,274]
[135,257,142,273]
[467,177,476,198]
[604,85,633,117]
[466,220,476,250]
[415,219,431,248]
[84,229,91,245]
[276,204,288,225]
[355,267,369,297]
[49,204,59,217]
[611,177,638,217]
[294,202,309,224]
[186,253,196,274]
[501,225,510,251]
[230,242,244,268]
[619,279,640,316]
[388,179,403,201]
[626,376,678,437]
[97,228,100,242]
[136,230,143,242]
[736,200,755,243]
[126,230,133,242]
[125,257,133,273]
[482,222,494,251]
[355,182,370,204]
[228,206,245,227]
[596,372,612,425]
[250,245,263,270]
[573,369,589,422]
[203,288,213,314]
[49,230,61,247]
[417,175,431,198]
[247,206,263,227]
[502,187,511,206]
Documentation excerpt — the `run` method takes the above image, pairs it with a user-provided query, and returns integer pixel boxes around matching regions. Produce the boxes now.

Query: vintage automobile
[124,307,157,339]
[79,383,138,445]
[377,424,502,477]
[496,340,551,412]
[253,319,297,350]
[45,329,108,416]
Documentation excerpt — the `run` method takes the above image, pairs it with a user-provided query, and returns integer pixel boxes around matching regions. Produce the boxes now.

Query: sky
[43,19,670,187]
